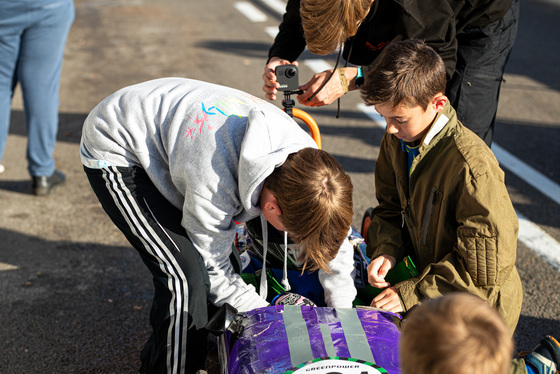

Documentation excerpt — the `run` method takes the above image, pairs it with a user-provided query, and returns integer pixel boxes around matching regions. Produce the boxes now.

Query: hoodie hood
[237,107,318,218]
[237,108,316,300]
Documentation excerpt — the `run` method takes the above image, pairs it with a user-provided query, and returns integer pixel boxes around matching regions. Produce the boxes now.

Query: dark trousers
[446,0,520,146]
[84,165,210,374]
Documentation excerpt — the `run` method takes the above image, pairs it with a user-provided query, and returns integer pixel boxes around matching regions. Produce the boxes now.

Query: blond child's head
[300,0,372,55]
[400,293,513,374]
[361,39,448,144]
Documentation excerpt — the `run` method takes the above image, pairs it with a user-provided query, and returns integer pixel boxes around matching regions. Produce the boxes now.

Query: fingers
[262,82,277,100]
[262,58,295,100]
[262,69,279,100]
[296,70,344,107]
[370,287,403,313]
[367,255,394,288]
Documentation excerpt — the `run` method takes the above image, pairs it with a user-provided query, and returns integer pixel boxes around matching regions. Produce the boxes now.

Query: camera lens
[285,68,296,78]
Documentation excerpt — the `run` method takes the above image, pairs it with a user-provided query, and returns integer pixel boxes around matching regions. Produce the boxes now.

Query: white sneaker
[0,164,4,174]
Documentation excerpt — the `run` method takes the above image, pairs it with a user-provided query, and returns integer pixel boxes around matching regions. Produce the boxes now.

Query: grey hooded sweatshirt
[80,78,356,312]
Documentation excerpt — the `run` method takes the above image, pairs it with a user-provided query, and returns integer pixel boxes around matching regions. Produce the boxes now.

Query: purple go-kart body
[219,305,402,374]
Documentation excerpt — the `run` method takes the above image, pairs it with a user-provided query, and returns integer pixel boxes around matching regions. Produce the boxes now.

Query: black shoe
[32,170,66,196]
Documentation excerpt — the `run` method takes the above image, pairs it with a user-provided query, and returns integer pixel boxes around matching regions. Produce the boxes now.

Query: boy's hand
[262,57,298,101]
[370,287,403,313]
[367,254,396,288]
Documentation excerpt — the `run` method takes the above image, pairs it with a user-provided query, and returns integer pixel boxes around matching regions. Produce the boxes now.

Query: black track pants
[446,0,520,146]
[84,165,210,374]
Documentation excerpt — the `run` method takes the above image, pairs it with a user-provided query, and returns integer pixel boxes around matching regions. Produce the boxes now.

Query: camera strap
[307,38,355,119]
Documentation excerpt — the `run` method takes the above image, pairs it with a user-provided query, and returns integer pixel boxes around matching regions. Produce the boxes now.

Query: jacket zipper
[402,200,417,249]
[397,176,417,248]
[420,188,440,247]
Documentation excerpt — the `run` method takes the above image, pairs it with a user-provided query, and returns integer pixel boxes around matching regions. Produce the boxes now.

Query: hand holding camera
[262,58,298,100]
[275,64,300,92]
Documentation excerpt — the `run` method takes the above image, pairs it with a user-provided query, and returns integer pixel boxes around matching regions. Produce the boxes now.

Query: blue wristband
[355,66,364,88]
[271,294,282,304]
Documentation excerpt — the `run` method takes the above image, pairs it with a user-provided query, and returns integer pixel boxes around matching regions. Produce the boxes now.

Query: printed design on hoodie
[185,94,268,140]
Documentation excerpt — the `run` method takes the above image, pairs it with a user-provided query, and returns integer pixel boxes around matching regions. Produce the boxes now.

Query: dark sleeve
[361,0,458,81]
[267,0,307,62]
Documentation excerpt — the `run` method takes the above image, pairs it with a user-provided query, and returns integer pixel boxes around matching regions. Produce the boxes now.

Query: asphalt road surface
[0,0,559,372]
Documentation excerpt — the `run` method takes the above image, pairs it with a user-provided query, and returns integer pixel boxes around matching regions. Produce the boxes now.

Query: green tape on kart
[337,308,376,363]
[283,305,314,368]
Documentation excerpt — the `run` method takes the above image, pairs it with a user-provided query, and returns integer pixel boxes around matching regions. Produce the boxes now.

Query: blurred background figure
[0,0,75,195]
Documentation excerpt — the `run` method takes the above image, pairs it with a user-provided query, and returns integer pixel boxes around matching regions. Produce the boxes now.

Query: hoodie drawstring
[259,214,269,300]
[281,231,291,291]
[258,214,292,302]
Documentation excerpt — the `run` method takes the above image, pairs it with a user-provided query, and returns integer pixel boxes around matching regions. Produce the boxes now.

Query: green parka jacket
[367,102,522,331]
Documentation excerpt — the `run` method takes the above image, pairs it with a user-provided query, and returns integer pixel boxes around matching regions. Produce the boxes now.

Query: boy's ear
[261,187,283,216]
[263,199,282,216]
[432,93,448,112]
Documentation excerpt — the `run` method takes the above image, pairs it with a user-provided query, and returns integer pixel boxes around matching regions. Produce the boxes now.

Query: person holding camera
[262,0,519,146]
[81,78,356,374]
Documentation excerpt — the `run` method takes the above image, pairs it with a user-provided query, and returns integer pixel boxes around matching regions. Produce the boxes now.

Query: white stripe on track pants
[84,165,210,374]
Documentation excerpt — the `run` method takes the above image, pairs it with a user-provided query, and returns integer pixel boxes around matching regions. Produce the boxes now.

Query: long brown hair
[300,0,372,55]
[265,147,353,272]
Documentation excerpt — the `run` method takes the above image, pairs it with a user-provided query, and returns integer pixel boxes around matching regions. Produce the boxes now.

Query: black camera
[275,64,299,91]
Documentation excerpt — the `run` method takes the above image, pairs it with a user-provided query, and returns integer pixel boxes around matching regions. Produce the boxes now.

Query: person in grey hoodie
[80,78,356,374]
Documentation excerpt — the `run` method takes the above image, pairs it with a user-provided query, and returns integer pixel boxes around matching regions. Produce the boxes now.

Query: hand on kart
[263,57,298,101]
[370,287,404,313]
[272,292,316,306]
[367,254,396,289]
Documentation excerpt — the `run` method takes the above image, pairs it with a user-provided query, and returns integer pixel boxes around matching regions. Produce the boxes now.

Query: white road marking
[0,262,19,271]
[518,212,560,272]
[234,2,268,23]
[265,26,278,39]
[303,60,334,74]
[259,0,287,15]
[492,144,560,206]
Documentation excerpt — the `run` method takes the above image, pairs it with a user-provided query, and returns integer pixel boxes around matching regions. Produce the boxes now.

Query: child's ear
[261,187,283,216]
[432,93,448,112]
[263,199,283,216]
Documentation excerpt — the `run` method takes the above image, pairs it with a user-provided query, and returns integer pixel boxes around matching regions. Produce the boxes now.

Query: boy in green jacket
[360,39,523,331]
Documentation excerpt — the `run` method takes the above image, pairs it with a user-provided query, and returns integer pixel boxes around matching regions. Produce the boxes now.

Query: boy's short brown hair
[360,39,447,110]
[400,293,513,374]
[265,147,353,272]
[300,0,371,55]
